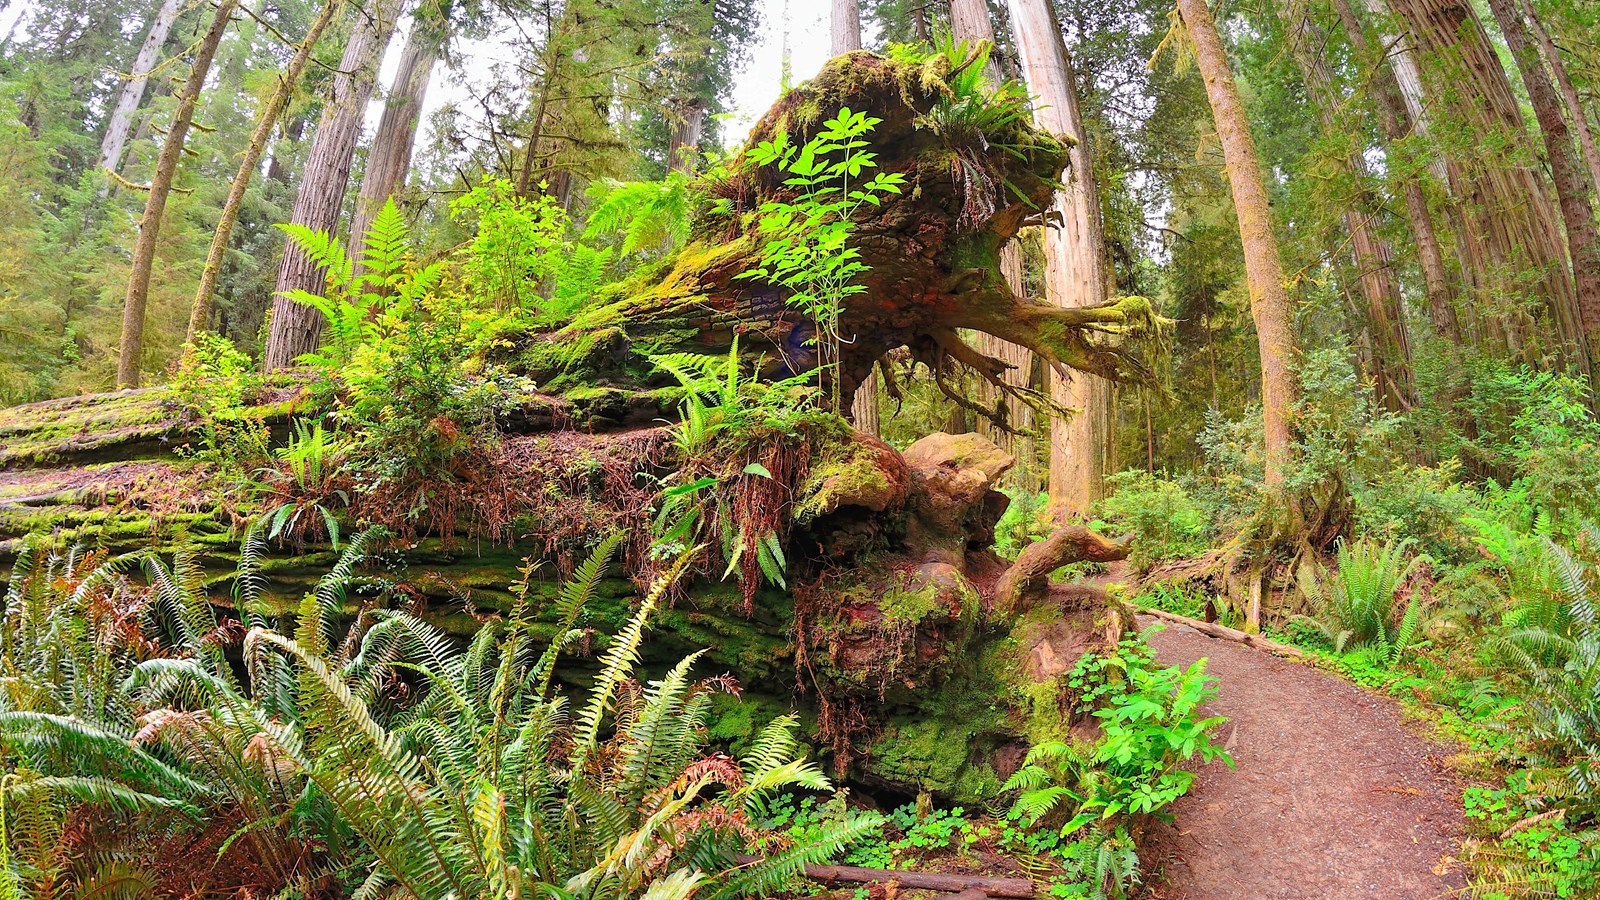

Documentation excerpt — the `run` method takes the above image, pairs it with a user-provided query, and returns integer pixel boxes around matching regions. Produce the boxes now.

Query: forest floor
[1135,613,1468,899]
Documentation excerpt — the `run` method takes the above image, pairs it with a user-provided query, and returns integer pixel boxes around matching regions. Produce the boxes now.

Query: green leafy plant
[585,172,695,257]
[1094,471,1210,573]
[253,418,350,548]
[649,338,820,597]
[911,37,1037,229]
[277,199,447,372]
[0,534,876,899]
[168,331,270,477]
[451,177,609,318]
[741,107,907,411]
[1001,631,1230,899]
[1296,537,1422,661]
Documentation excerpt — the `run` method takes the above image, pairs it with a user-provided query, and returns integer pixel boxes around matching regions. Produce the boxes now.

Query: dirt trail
[1138,616,1466,900]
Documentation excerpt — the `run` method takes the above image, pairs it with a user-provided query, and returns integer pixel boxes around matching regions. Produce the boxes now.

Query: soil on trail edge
[1139,616,1466,900]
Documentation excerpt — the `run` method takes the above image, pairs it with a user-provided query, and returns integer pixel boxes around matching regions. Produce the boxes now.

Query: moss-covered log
[0,50,1149,801]
[517,50,1163,414]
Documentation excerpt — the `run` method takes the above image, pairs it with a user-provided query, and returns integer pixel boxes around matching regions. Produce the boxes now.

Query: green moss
[796,432,897,523]
[705,692,805,755]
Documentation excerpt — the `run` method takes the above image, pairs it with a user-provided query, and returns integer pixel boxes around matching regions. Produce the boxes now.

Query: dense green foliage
[6,0,1600,894]
[0,534,881,898]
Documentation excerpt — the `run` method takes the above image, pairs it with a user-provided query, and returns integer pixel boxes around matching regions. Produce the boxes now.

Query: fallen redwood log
[733,856,1034,897]
[1139,607,1305,659]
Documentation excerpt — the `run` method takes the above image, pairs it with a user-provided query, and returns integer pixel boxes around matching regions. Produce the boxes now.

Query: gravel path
[1139,617,1467,900]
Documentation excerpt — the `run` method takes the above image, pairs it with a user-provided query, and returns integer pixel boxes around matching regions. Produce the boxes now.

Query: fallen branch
[733,856,1034,897]
[1139,607,1305,659]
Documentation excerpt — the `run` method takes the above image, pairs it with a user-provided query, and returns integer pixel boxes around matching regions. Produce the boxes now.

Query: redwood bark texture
[351,19,439,260]
[1487,0,1600,365]
[832,0,880,434]
[189,0,346,340]
[117,0,239,388]
[263,0,405,370]
[99,0,184,178]
[831,0,861,57]
[1176,0,1300,484]
[1390,0,1586,368]
[666,98,706,175]
[1009,0,1110,515]
[1329,0,1460,343]
[1517,0,1600,203]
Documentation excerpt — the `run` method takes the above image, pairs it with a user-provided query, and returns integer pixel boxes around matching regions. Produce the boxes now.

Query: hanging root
[916,327,1074,434]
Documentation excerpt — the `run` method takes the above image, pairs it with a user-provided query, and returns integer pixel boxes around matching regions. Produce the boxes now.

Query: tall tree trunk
[1175,0,1300,484]
[831,0,861,57]
[99,0,183,178]
[1390,0,1587,371]
[951,0,1036,476]
[1009,0,1110,516]
[188,0,345,341]
[1488,0,1600,365]
[1518,0,1600,201]
[116,0,238,388]
[666,97,706,174]
[263,0,406,371]
[1330,0,1461,343]
[350,17,438,261]
[1277,0,1413,410]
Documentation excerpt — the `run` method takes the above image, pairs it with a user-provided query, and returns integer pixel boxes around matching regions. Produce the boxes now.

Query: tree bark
[98,0,183,178]
[1390,0,1588,372]
[1517,0,1600,203]
[1175,0,1300,485]
[1277,0,1413,410]
[1009,0,1110,515]
[951,0,1036,474]
[665,97,706,174]
[188,0,346,342]
[1487,0,1600,365]
[1330,0,1460,343]
[350,16,439,262]
[116,0,239,388]
[263,0,406,371]
[831,0,861,57]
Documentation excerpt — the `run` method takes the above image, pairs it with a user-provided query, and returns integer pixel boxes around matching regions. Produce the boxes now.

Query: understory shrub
[0,533,874,898]
[1001,630,1230,898]
[1295,537,1421,660]
[1093,470,1210,572]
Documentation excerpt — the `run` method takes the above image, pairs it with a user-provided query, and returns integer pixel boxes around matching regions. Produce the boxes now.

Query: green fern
[584,175,694,256]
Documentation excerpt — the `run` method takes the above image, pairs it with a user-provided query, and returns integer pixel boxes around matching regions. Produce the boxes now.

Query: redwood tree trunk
[98,0,183,178]
[1009,0,1110,515]
[1175,0,1300,484]
[831,0,861,57]
[1488,0,1600,366]
[1517,0,1600,202]
[832,0,880,433]
[1330,0,1460,343]
[1390,0,1587,371]
[666,97,706,174]
[117,0,239,388]
[263,0,405,371]
[951,0,1036,474]
[1278,0,1413,410]
[188,0,346,340]
[350,19,439,259]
